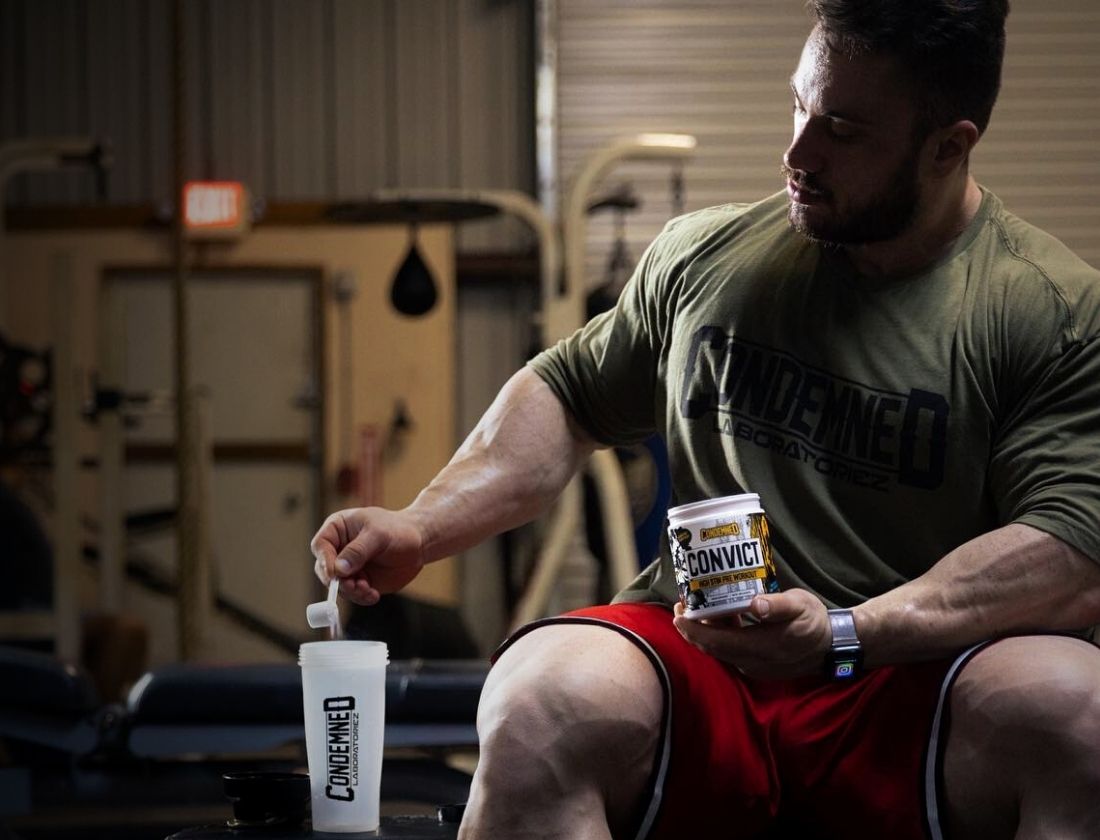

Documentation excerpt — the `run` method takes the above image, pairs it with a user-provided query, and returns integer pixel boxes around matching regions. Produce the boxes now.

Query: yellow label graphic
[748,513,777,578]
[700,521,741,541]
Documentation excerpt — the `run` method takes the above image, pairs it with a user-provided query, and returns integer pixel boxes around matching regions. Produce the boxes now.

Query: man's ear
[930,119,981,175]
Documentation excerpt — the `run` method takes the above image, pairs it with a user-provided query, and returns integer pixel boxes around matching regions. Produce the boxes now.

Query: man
[311,1,1100,837]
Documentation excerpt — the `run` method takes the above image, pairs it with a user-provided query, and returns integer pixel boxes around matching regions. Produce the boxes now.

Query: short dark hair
[809,0,1010,136]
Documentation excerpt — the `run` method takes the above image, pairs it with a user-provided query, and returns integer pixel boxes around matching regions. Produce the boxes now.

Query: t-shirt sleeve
[989,321,1100,564]
[529,211,716,446]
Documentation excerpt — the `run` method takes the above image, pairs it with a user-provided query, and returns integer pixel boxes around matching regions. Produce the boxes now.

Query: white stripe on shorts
[923,641,996,840]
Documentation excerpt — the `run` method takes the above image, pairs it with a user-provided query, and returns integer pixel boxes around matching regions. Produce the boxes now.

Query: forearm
[853,523,1100,667]
[404,366,598,563]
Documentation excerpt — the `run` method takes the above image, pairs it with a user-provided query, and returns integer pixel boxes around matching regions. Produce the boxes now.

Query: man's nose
[784,121,823,175]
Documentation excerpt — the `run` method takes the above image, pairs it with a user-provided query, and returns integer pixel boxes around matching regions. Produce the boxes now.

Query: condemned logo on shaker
[324,696,360,801]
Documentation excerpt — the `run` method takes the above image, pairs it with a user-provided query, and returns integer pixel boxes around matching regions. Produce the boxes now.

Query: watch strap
[825,608,863,680]
[827,608,859,646]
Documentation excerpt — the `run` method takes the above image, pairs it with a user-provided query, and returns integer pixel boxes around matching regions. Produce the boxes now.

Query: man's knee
[473,623,664,827]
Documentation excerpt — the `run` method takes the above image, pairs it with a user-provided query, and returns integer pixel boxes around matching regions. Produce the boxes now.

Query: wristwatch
[825,609,863,680]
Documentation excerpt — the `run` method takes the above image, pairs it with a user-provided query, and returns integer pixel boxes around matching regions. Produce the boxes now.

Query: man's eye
[827,118,856,138]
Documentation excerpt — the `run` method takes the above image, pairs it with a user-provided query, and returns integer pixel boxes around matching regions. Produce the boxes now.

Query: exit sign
[183,181,251,238]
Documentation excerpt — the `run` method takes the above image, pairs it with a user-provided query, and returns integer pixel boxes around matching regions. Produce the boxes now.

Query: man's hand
[673,589,832,679]
[309,507,426,606]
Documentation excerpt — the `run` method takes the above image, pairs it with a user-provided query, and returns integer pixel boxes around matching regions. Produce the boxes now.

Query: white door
[103,269,322,660]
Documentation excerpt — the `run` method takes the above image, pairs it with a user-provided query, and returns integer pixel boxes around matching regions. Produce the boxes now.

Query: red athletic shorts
[494,603,981,840]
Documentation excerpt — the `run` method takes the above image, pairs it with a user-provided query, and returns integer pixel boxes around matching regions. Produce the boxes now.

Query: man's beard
[783,145,922,246]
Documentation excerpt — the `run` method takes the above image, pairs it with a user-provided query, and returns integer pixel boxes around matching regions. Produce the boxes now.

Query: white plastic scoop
[306,579,344,639]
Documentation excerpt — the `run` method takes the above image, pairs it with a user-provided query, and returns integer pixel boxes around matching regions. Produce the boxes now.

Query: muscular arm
[406,365,599,563]
[675,523,1100,678]
[854,523,1100,667]
[313,366,599,604]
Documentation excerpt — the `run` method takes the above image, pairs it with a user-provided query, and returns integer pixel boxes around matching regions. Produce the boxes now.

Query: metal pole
[171,0,200,661]
[192,386,214,636]
[97,288,125,613]
[535,0,560,223]
[97,407,124,612]
[51,251,81,661]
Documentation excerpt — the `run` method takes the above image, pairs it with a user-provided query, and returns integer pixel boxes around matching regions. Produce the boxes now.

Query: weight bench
[126,658,485,756]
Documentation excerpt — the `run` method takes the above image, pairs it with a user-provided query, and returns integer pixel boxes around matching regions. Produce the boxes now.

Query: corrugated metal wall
[990,3,1100,261]
[6,1,1095,262]
[0,0,535,251]
[557,0,1100,285]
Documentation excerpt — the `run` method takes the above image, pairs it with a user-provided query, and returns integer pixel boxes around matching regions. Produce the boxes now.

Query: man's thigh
[532,609,959,840]
[489,605,783,838]
[474,614,665,838]
[487,605,1002,840]
[942,634,1100,840]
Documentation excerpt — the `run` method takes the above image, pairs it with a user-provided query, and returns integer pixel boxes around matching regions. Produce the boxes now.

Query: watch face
[827,646,863,680]
[833,661,857,679]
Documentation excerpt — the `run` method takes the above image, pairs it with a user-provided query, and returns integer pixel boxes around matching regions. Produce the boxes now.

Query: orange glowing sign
[182,181,250,237]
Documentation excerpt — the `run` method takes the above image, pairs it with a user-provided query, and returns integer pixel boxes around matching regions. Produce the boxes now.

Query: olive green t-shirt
[530,189,1100,609]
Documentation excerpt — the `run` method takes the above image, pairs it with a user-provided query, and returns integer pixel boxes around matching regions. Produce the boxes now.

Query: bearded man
[313,2,1100,836]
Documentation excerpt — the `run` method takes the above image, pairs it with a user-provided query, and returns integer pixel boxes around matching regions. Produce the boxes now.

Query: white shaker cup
[299,640,389,832]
